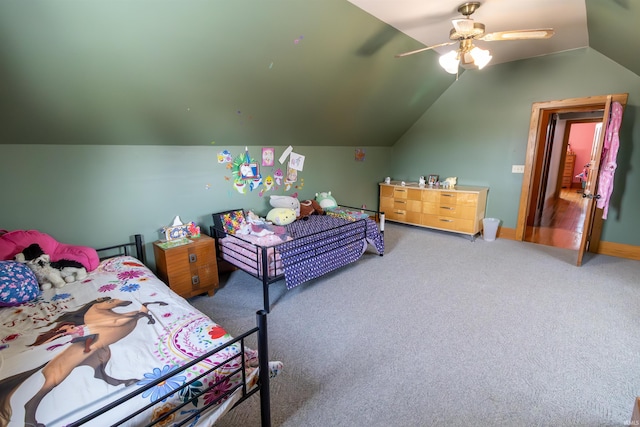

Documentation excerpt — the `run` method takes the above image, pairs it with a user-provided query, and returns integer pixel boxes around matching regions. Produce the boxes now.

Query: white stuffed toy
[15,243,88,290]
[444,177,457,188]
[270,195,300,218]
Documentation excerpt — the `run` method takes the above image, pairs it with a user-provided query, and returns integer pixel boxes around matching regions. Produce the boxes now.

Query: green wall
[390,47,640,246]
[0,144,390,268]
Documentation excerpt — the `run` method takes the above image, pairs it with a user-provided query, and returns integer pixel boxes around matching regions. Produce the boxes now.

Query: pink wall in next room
[568,122,597,184]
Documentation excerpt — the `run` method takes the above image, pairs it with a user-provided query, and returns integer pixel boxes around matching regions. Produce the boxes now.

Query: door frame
[515,94,628,259]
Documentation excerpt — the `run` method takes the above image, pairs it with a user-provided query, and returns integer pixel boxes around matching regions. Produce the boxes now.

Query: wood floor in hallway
[525,188,588,251]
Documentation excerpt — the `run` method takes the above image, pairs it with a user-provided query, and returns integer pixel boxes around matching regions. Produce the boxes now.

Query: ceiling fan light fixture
[439,50,460,74]
[470,46,492,69]
[452,18,474,34]
[449,21,485,39]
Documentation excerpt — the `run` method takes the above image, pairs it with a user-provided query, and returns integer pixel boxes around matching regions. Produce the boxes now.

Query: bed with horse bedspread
[0,255,282,427]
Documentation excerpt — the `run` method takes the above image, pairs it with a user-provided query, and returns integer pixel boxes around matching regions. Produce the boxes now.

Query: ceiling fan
[395,1,554,74]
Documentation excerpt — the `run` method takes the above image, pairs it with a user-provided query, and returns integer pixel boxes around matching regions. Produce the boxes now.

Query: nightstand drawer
[153,235,218,299]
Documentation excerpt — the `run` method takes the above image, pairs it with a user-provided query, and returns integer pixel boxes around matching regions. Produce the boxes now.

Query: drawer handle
[396,200,406,204]
[394,211,405,215]
[189,253,197,263]
[441,194,453,197]
[396,189,407,193]
[440,207,453,210]
[439,219,453,223]
[192,275,200,285]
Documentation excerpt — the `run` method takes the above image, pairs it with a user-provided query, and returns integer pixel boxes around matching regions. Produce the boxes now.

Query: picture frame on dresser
[428,174,439,185]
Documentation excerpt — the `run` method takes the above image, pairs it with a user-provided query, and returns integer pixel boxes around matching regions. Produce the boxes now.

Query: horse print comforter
[0,256,282,427]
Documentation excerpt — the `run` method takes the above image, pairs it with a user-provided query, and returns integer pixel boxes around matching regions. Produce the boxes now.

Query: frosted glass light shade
[439,50,459,74]
[470,47,492,69]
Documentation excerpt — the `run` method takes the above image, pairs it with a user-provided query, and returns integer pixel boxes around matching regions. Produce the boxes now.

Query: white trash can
[482,218,500,241]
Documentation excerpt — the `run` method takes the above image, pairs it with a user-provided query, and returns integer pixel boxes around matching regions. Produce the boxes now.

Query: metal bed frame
[211,207,384,313]
[68,235,273,427]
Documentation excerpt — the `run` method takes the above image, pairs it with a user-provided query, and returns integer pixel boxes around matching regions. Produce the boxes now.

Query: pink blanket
[0,229,100,271]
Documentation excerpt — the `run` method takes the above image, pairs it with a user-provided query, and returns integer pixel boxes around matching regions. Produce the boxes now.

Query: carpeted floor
[190,222,640,427]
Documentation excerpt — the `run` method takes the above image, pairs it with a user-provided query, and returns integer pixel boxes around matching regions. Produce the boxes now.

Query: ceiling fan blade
[394,41,456,58]
[479,28,554,42]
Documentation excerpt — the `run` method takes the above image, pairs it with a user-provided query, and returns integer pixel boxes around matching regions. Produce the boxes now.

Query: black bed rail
[210,208,384,312]
[96,234,145,264]
[210,222,285,313]
[338,205,385,234]
[67,310,271,427]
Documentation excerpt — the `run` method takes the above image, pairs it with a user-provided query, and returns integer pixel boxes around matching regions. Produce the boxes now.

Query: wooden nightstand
[153,235,218,298]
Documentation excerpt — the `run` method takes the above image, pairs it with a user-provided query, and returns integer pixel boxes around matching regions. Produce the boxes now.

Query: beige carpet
[191,223,640,427]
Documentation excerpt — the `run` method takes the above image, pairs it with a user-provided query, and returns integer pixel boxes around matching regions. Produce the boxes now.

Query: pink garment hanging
[596,101,623,219]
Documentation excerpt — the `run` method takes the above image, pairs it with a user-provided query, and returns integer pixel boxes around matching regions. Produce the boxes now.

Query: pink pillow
[0,230,100,271]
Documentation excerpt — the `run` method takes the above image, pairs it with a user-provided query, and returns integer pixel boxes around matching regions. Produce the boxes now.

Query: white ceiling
[348,0,589,66]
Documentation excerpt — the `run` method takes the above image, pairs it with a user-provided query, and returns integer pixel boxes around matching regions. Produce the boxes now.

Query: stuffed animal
[15,243,88,290]
[266,208,297,226]
[444,177,457,188]
[315,191,338,210]
[269,195,300,217]
[298,199,324,220]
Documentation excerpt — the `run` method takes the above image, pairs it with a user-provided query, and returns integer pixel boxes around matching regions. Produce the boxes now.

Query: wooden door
[576,95,626,265]
[516,93,628,264]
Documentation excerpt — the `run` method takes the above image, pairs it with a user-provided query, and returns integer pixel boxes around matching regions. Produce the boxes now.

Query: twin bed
[211,207,385,312]
[0,234,281,427]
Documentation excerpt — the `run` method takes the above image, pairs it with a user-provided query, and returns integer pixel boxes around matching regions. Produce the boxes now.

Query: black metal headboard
[211,209,246,239]
[95,234,145,263]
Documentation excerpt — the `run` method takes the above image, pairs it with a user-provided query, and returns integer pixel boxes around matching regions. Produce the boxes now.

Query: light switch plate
[512,165,525,173]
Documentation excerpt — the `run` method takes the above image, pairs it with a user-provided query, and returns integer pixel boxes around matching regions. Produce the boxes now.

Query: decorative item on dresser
[562,151,576,188]
[379,181,489,241]
[153,234,218,298]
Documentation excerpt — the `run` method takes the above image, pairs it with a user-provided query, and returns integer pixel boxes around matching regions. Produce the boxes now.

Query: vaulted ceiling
[0,0,638,147]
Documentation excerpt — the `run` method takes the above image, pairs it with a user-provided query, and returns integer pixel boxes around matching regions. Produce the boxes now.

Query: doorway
[515,93,628,265]
[524,118,601,250]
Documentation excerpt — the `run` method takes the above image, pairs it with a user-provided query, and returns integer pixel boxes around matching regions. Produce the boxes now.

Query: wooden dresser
[562,153,576,188]
[379,182,488,239]
[153,235,218,298]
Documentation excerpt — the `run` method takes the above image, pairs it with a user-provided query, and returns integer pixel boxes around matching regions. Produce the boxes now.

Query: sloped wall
[390,48,640,246]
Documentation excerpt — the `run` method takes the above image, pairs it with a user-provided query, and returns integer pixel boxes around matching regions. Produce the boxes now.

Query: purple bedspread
[279,215,384,289]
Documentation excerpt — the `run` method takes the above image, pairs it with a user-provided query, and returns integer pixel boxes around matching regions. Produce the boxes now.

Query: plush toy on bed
[266,208,297,226]
[298,199,324,220]
[269,195,300,217]
[15,243,88,290]
[315,191,338,210]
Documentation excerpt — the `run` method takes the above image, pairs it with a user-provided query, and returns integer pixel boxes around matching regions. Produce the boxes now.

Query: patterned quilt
[0,256,282,427]
[280,215,384,289]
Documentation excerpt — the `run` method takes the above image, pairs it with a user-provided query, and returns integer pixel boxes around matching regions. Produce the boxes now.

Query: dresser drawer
[379,197,394,212]
[393,187,409,199]
[421,215,475,233]
[435,204,477,220]
[380,186,395,198]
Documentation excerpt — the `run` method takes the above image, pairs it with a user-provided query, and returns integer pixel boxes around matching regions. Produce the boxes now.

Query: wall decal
[289,152,305,171]
[231,148,262,194]
[274,168,284,186]
[217,149,232,163]
[279,146,293,164]
[262,147,275,166]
